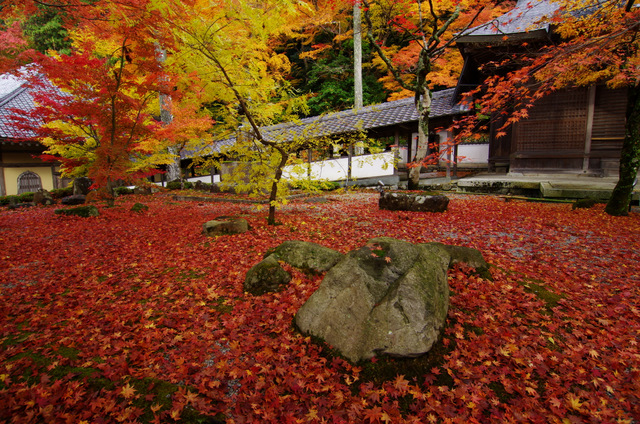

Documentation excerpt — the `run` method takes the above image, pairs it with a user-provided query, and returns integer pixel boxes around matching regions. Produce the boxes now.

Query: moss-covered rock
[55,205,99,217]
[266,240,343,274]
[295,237,450,363]
[202,218,248,236]
[423,242,492,280]
[572,198,599,210]
[244,255,292,295]
[131,202,149,213]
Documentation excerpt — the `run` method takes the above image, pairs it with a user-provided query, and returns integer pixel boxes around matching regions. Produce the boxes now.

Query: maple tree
[456,0,640,215]
[1,0,213,204]
[155,0,366,224]
[24,41,176,204]
[0,190,639,423]
[361,0,508,189]
[0,21,36,73]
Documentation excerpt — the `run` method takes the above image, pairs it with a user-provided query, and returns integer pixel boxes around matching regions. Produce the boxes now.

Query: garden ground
[0,190,639,423]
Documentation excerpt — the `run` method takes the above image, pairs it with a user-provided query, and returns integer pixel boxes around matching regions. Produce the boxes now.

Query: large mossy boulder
[266,240,344,274]
[295,237,451,363]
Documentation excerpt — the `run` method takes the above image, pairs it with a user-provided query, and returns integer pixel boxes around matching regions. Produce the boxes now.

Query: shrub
[166,181,193,190]
[0,196,14,206]
[51,187,73,199]
[290,179,340,192]
[18,192,34,202]
[1,192,35,205]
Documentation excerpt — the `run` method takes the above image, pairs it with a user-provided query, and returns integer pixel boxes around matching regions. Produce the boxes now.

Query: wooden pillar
[0,147,5,196]
[583,85,597,172]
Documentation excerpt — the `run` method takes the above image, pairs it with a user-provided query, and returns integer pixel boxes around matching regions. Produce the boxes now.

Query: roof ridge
[263,88,458,132]
[0,84,29,109]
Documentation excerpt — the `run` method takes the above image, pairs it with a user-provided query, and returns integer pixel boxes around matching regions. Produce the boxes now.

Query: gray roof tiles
[460,0,560,40]
[0,74,38,140]
[192,87,467,157]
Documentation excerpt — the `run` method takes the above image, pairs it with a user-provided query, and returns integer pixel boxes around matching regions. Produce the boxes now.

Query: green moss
[2,332,32,347]
[55,205,99,217]
[131,202,149,213]
[50,365,101,381]
[358,337,455,389]
[463,323,485,336]
[55,345,80,360]
[520,279,564,312]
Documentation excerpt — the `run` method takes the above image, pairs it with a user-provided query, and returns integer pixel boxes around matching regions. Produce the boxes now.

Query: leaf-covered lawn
[1,192,639,423]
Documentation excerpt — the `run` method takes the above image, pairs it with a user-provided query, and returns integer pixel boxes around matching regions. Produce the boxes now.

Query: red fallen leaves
[0,192,639,423]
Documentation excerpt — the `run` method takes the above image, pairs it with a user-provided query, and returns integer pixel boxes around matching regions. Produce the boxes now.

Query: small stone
[61,194,87,205]
[202,218,249,236]
[33,189,54,206]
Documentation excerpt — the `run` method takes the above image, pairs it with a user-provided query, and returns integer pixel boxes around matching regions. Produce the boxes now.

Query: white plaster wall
[283,151,395,181]
[186,175,221,184]
[457,144,489,164]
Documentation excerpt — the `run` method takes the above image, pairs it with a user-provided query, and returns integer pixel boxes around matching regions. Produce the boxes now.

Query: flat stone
[202,218,249,236]
[379,192,449,213]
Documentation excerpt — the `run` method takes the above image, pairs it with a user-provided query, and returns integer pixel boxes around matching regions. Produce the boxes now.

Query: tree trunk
[105,177,115,207]
[605,84,640,216]
[268,145,289,225]
[408,87,432,190]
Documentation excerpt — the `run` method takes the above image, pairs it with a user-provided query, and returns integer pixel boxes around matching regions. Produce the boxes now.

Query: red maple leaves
[0,192,639,423]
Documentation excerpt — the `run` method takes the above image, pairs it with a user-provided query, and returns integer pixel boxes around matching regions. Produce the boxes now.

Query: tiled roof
[0,72,40,140]
[190,88,467,157]
[459,0,560,40]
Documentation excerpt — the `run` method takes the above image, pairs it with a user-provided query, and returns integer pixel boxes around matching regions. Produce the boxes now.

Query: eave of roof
[457,0,560,44]
[187,87,468,158]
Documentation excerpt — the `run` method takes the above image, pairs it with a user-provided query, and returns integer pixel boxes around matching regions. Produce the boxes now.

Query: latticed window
[17,171,42,194]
